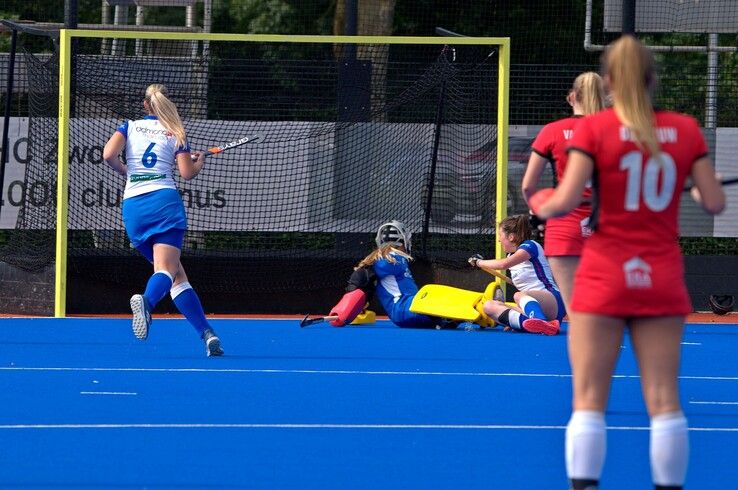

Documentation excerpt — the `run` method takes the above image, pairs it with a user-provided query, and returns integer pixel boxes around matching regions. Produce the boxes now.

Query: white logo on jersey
[580,216,592,238]
[623,256,652,289]
[563,129,573,140]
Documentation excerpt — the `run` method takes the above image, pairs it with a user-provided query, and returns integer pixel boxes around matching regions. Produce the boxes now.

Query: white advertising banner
[714,128,738,237]
[0,117,30,229]
[1,118,736,236]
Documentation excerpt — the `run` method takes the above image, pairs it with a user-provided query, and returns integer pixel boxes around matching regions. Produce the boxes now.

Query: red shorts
[570,238,692,317]
[543,206,592,256]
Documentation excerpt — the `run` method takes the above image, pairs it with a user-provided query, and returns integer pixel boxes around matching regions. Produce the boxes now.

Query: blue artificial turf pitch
[1,317,736,489]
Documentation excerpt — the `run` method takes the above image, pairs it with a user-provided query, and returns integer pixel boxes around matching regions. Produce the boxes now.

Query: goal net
[9,31,512,314]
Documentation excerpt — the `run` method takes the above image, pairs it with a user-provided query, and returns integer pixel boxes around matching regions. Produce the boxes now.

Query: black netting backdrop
[12,37,516,295]
[0,44,57,272]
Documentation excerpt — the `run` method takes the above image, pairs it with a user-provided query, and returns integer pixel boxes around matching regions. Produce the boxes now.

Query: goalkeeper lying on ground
[349,220,455,329]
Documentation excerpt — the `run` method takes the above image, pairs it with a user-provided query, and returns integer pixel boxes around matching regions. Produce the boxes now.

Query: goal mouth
[4,28,511,315]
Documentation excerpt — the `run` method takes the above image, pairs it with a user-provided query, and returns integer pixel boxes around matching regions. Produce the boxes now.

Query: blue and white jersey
[374,252,418,306]
[117,115,190,200]
[509,240,559,292]
[372,251,433,326]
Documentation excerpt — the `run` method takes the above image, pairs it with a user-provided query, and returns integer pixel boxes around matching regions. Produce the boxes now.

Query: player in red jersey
[531,36,725,490]
[522,71,606,309]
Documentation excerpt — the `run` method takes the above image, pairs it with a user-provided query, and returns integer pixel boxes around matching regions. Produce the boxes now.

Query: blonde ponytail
[356,243,412,269]
[604,36,660,158]
[145,84,187,147]
[572,71,606,116]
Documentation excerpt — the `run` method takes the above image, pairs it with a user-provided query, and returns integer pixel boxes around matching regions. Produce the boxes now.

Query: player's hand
[191,151,205,163]
[691,172,722,204]
[690,185,702,204]
[528,187,554,215]
[468,254,484,268]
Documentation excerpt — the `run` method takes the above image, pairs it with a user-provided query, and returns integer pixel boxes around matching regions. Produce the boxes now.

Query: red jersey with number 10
[567,108,708,316]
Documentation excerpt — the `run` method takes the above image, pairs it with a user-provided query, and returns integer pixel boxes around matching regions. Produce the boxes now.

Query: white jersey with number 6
[118,115,190,200]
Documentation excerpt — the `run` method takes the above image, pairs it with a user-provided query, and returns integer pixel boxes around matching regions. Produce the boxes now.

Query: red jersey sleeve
[689,117,709,162]
[567,115,598,160]
[531,122,557,158]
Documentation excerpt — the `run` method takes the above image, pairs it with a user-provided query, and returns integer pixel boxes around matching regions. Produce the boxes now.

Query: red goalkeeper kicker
[300,289,367,327]
[328,289,367,327]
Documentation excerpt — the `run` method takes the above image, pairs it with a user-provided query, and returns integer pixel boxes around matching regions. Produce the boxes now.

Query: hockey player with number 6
[103,83,224,357]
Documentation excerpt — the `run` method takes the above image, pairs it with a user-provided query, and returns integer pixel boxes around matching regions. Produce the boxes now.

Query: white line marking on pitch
[0,423,735,432]
[689,401,738,405]
[2,366,738,381]
[80,391,137,396]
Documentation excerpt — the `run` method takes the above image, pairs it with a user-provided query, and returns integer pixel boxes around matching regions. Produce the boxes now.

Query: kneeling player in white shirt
[469,214,564,335]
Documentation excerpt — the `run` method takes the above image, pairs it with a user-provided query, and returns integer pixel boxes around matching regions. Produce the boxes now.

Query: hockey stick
[683,176,738,192]
[482,268,515,286]
[205,134,262,155]
[300,314,339,328]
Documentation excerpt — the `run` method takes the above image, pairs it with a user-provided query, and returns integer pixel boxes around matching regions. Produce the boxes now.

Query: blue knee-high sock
[519,296,546,320]
[144,271,174,309]
[170,282,210,338]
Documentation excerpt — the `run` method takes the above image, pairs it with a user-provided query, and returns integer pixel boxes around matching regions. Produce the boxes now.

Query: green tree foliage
[0,10,19,51]
[212,0,333,35]
[1,0,107,25]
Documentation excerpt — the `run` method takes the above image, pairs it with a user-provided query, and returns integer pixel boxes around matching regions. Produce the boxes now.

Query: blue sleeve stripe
[524,241,556,290]
[115,120,129,139]
[174,141,192,155]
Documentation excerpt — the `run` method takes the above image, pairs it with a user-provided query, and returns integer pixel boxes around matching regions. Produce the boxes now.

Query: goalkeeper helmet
[375,220,412,253]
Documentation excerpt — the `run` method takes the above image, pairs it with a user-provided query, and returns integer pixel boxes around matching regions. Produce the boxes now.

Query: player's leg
[170,263,224,357]
[630,316,688,489]
[516,290,559,319]
[566,312,625,490]
[128,239,180,341]
[547,255,579,311]
[513,290,561,335]
[148,241,181,305]
[482,300,528,332]
[122,189,186,341]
